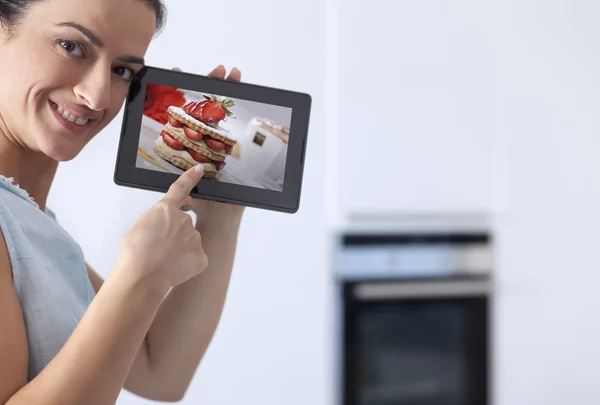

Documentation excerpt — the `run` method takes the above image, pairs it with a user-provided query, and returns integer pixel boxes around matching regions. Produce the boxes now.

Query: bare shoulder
[0,227,28,403]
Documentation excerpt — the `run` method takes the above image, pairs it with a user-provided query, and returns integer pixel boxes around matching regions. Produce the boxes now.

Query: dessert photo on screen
[136,83,293,191]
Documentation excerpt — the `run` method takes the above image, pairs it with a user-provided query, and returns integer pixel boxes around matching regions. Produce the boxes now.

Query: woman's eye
[57,39,85,58]
[113,66,134,81]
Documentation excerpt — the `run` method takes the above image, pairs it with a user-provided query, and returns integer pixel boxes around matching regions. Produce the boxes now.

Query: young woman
[0,0,244,404]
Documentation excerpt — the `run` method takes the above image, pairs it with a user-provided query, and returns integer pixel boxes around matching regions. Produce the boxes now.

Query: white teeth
[54,103,89,126]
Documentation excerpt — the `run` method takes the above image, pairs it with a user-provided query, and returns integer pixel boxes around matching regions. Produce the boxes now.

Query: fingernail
[194,164,205,174]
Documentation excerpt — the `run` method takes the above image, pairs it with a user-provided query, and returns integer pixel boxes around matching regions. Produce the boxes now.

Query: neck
[0,120,58,212]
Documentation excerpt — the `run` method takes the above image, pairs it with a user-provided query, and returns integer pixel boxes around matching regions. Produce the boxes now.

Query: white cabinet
[334,0,498,217]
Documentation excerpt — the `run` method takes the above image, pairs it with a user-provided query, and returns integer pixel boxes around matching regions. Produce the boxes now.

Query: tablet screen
[136,83,293,192]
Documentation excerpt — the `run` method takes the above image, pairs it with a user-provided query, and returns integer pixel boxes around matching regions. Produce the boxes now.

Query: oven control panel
[333,232,492,280]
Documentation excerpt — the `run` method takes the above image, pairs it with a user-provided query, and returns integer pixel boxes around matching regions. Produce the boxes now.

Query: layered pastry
[153,95,237,179]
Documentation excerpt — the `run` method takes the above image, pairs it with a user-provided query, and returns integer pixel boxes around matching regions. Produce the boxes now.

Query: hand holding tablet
[114,65,312,213]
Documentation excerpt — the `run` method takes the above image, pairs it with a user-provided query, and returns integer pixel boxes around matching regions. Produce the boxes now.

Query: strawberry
[183,126,203,141]
[182,95,236,127]
[187,148,213,164]
[161,131,185,150]
[204,137,226,152]
[198,101,225,126]
[167,114,184,128]
[215,161,226,171]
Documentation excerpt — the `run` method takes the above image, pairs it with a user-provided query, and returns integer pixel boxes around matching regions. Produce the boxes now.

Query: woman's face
[0,0,157,161]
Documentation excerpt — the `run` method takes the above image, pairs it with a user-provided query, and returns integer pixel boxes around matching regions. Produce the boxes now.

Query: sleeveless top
[0,175,96,381]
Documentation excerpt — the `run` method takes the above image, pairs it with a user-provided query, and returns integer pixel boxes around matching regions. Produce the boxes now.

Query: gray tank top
[0,175,96,381]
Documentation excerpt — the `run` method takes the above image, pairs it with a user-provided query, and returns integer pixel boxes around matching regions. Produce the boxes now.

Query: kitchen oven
[333,225,493,405]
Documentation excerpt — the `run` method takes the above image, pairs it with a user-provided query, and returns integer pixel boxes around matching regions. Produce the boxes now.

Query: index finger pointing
[163,164,205,205]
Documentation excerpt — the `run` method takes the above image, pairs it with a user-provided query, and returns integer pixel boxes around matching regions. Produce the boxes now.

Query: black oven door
[342,277,489,405]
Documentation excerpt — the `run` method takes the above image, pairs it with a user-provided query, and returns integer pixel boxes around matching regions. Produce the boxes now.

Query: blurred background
[46,0,600,404]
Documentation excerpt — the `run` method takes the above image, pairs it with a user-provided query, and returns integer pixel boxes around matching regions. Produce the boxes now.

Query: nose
[73,63,111,111]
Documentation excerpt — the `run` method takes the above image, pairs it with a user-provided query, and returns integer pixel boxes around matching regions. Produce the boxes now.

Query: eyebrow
[55,21,145,65]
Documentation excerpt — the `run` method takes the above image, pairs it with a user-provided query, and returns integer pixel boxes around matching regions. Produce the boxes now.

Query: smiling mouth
[49,101,90,126]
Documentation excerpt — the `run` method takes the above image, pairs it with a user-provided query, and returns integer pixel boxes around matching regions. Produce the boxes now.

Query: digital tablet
[113,66,312,213]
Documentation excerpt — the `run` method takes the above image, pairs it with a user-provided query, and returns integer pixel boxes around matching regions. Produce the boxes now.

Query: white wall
[334,0,498,218]
[47,0,332,404]
[489,1,600,404]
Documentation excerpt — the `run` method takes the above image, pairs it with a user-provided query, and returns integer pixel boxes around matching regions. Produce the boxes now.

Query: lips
[49,101,90,126]
[48,100,96,135]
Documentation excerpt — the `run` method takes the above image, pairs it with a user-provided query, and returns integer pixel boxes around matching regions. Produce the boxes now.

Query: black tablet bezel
[113,66,311,213]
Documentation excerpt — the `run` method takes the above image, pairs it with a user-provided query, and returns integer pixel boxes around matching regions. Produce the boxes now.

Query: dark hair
[0,0,167,35]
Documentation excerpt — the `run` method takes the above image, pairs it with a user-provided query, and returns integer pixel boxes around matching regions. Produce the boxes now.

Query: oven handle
[353,279,491,300]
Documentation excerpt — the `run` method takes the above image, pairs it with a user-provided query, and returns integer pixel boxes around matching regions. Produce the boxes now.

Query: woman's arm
[0,230,170,405]
[132,217,241,398]
[0,230,28,405]
[85,216,241,401]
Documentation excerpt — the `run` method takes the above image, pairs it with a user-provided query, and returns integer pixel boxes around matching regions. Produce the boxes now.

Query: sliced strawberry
[161,131,185,150]
[187,148,213,164]
[167,114,184,128]
[182,100,202,119]
[183,98,229,127]
[183,126,203,141]
[215,161,226,171]
[224,144,233,154]
[204,138,226,152]
[200,101,226,126]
